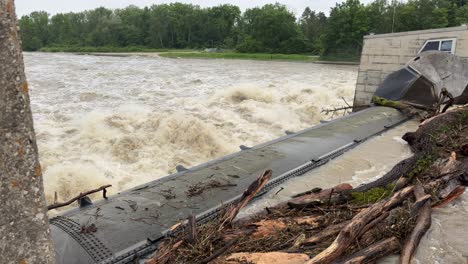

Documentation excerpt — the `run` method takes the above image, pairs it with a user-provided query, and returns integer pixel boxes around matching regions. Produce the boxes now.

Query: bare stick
[301,221,350,246]
[341,97,351,107]
[358,211,390,238]
[47,184,112,210]
[321,106,354,116]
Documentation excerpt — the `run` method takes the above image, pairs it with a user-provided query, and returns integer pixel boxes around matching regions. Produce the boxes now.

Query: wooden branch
[336,237,400,264]
[400,184,431,264]
[187,214,197,244]
[47,184,112,210]
[201,237,239,264]
[301,221,350,246]
[410,194,431,215]
[223,170,272,226]
[321,105,354,116]
[433,186,465,208]
[291,187,322,198]
[358,211,389,238]
[306,186,414,264]
[288,183,353,209]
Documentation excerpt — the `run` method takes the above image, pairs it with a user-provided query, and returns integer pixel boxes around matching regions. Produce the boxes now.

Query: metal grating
[51,216,114,263]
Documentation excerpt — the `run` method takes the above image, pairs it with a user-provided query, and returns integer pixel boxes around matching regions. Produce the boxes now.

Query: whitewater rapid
[24,52,357,203]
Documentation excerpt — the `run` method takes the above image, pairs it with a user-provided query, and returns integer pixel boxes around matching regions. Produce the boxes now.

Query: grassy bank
[39,46,196,53]
[37,46,358,64]
[159,52,318,62]
[318,54,360,63]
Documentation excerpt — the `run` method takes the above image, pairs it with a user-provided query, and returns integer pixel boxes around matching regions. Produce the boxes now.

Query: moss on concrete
[372,96,401,108]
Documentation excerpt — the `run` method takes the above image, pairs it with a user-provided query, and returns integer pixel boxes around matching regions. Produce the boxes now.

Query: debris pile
[146,106,468,264]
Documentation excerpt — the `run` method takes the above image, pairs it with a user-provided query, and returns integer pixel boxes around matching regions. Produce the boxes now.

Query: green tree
[300,7,327,53]
[321,0,369,56]
[18,11,49,50]
[115,5,148,46]
[238,3,306,53]
[203,4,241,47]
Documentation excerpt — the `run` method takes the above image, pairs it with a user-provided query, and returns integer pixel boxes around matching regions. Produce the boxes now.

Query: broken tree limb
[432,186,465,208]
[306,186,414,264]
[399,184,432,264]
[358,211,390,238]
[223,170,273,226]
[410,194,431,215]
[47,184,112,210]
[336,237,400,264]
[288,183,353,209]
[301,220,350,246]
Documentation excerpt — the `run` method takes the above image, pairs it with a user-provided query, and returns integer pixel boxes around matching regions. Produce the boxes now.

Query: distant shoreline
[33,47,359,65]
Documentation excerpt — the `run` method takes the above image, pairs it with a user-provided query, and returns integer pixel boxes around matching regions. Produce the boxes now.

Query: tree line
[19,0,468,56]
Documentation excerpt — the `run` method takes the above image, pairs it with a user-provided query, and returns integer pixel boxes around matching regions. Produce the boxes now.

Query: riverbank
[158,52,319,62]
[39,46,196,53]
[37,46,359,64]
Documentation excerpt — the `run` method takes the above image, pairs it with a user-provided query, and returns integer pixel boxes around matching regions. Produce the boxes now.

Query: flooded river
[24,53,467,263]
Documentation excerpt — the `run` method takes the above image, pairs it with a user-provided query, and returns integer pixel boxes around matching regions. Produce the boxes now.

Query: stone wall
[353,25,468,107]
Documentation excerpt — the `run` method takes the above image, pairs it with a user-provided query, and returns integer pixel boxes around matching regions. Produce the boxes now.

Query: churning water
[24,52,357,201]
[24,52,467,263]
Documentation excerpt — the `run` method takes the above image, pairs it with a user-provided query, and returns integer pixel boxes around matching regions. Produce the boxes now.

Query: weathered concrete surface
[0,1,56,263]
[354,25,468,107]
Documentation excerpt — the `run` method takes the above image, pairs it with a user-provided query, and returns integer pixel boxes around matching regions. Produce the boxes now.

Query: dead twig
[47,184,112,210]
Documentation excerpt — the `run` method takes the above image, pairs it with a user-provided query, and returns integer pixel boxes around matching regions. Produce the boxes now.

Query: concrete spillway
[50,106,409,264]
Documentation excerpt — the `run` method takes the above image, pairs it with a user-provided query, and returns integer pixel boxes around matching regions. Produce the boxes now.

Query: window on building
[419,38,456,54]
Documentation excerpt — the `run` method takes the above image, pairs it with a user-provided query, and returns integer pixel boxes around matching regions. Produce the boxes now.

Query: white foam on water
[24,53,358,204]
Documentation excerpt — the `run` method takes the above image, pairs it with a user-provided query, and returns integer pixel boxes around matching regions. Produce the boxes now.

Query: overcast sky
[15,0,374,17]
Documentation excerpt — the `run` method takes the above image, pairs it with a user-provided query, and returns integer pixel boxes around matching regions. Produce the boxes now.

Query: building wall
[353,25,468,107]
